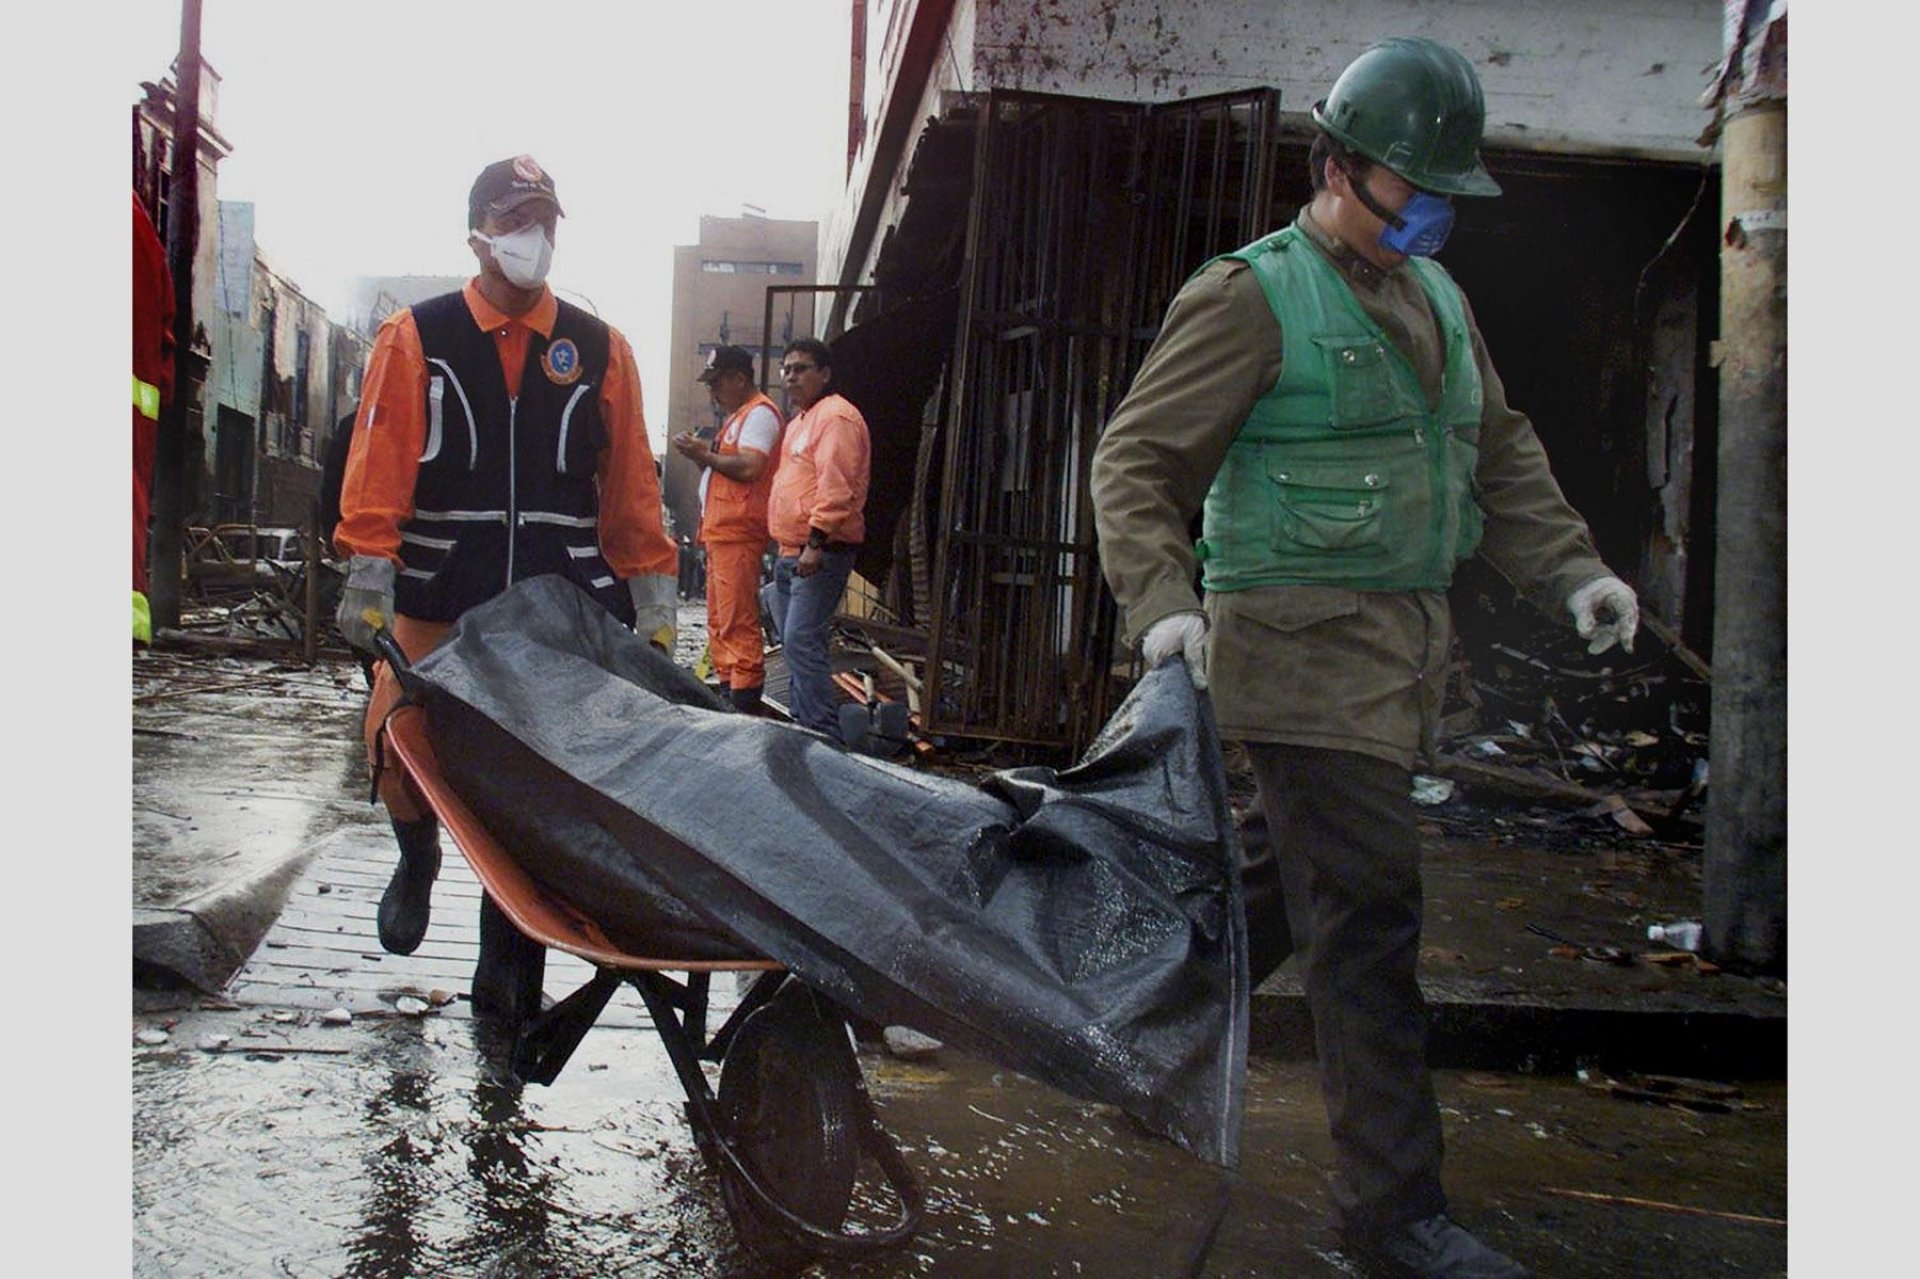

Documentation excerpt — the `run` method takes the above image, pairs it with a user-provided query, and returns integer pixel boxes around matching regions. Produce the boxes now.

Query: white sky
[111,0,852,443]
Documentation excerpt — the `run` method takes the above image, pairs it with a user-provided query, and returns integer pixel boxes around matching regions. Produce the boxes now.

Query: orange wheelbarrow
[372,630,925,1268]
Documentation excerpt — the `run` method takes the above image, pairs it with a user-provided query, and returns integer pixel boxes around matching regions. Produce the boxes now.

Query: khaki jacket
[1089,212,1611,769]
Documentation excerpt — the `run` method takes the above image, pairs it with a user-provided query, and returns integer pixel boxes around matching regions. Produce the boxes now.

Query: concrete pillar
[1703,100,1786,975]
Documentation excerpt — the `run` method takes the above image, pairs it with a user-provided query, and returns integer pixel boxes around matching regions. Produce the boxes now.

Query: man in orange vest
[333,156,680,1018]
[671,345,784,713]
[132,191,175,644]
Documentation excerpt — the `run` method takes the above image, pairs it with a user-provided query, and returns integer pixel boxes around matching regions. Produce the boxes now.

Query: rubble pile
[1433,562,1712,848]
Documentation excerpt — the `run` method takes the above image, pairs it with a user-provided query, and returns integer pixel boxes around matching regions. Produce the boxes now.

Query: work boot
[470,892,547,1032]
[376,817,441,955]
[1342,1214,1529,1278]
[729,684,765,715]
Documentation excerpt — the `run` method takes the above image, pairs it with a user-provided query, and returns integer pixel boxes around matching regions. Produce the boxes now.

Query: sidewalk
[132,639,1785,1081]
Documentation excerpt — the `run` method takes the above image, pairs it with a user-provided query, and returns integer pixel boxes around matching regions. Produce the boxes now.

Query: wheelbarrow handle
[368,614,430,704]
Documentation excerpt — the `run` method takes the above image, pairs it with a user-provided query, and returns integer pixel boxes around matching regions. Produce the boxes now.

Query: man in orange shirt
[333,156,679,1017]
[765,337,869,738]
[671,344,784,713]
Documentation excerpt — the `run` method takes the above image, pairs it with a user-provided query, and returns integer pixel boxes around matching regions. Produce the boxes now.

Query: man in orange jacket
[672,344,784,713]
[332,155,679,1018]
[132,192,175,644]
[765,337,870,738]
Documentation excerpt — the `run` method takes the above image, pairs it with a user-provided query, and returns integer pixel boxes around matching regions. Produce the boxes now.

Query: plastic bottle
[1647,921,1703,952]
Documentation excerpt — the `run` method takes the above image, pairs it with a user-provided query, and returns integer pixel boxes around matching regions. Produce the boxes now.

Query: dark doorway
[213,405,255,526]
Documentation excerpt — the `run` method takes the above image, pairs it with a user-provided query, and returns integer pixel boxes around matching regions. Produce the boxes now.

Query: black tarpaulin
[410,575,1247,1166]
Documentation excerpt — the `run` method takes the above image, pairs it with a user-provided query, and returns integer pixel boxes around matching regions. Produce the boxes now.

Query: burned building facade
[809,0,1730,754]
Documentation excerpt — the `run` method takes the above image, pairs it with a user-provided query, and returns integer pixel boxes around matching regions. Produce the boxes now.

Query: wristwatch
[806,529,828,551]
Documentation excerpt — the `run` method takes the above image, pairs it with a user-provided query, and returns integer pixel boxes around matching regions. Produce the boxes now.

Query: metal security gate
[923,88,1278,752]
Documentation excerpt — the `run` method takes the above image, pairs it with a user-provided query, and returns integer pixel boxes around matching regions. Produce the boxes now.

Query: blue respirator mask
[1377,192,1455,257]
[1346,165,1456,257]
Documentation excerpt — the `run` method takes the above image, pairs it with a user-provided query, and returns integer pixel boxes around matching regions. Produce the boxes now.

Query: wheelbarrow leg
[471,891,546,1032]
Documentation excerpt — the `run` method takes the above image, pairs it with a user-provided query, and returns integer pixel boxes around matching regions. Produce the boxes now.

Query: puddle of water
[133,1005,1785,1278]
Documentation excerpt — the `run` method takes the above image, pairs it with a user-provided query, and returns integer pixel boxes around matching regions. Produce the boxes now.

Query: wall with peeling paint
[824,0,1723,308]
[970,0,1722,157]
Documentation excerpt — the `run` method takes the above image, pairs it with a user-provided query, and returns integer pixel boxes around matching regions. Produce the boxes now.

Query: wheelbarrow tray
[380,699,923,1264]
[383,702,774,974]
[403,574,1247,1168]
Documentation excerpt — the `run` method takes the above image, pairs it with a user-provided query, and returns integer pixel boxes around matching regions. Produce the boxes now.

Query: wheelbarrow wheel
[715,982,860,1268]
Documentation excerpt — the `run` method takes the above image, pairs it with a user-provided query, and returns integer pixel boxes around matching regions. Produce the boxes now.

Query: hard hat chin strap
[1342,163,1456,257]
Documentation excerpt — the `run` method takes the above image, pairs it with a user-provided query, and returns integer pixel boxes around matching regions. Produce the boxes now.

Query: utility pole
[1703,1,1787,975]
[150,0,203,633]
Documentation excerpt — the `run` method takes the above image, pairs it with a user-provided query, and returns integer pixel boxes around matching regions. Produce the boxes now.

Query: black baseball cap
[468,155,565,228]
[698,345,756,383]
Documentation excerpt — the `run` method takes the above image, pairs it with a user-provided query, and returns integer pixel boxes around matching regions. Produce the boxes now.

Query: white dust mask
[477,223,553,289]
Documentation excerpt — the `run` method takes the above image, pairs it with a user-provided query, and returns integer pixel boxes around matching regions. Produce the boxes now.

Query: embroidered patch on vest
[543,338,583,385]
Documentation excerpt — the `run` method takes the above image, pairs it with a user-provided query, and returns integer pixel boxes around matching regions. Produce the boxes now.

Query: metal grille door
[925,88,1277,752]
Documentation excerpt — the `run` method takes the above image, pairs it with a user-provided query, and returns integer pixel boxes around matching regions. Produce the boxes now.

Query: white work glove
[1566,575,1640,655]
[335,555,396,654]
[1142,610,1209,690]
[628,574,678,653]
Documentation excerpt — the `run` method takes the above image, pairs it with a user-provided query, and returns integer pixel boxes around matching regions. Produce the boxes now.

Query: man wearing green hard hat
[1093,37,1639,1279]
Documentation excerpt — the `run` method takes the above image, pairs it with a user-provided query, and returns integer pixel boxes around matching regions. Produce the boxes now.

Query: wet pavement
[132,1001,1785,1277]
[132,606,1790,1276]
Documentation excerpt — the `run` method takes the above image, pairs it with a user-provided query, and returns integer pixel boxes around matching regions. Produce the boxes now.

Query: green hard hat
[1310,37,1502,197]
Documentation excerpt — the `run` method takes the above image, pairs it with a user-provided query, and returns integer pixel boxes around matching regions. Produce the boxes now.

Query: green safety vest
[1197,226,1485,593]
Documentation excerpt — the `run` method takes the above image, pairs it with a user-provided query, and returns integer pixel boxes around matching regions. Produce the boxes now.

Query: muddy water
[131,1003,1785,1278]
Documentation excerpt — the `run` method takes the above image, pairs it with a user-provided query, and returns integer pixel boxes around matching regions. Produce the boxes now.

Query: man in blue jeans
[765,337,870,738]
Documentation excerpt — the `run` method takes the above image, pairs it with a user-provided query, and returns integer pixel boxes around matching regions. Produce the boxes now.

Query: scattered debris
[1578,1069,1748,1113]
[1427,560,1712,845]
[394,996,429,1017]
[135,1028,171,1046]
[321,1008,353,1025]
[1539,1187,1783,1227]
[1647,920,1703,952]
[198,1034,232,1052]
[883,1026,944,1060]
[1589,794,1655,837]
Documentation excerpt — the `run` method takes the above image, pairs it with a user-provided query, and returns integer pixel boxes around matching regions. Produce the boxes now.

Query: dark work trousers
[1241,741,1448,1232]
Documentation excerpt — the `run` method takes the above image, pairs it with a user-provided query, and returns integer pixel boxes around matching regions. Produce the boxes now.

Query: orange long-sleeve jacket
[335,280,676,584]
[767,392,870,552]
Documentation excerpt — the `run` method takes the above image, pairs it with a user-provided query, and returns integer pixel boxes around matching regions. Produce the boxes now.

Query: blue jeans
[772,550,854,736]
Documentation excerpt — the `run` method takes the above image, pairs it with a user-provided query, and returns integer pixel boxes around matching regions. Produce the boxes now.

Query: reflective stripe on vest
[133,376,161,421]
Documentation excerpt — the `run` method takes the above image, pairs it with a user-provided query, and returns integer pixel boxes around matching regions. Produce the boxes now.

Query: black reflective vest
[394,292,633,624]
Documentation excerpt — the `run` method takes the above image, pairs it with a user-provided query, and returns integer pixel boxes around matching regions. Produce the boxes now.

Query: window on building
[699,260,806,276]
[293,330,311,434]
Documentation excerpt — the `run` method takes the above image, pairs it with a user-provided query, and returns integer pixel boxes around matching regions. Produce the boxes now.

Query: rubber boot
[729,684,765,715]
[471,892,547,1034]
[376,817,441,955]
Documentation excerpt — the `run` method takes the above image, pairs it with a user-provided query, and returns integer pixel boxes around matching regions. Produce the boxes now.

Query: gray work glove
[335,555,396,654]
[1142,609,1209,690]
[628,574,678,653]
[1566,575,1640,655]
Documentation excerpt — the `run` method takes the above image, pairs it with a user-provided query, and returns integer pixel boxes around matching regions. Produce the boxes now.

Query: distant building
[344,275,469,341]
[816,0,1730,753]
[662,212,818,540]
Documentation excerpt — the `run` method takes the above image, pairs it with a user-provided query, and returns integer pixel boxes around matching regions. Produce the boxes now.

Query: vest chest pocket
[1268,460,1391,552]
[1312,336,1424,429]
